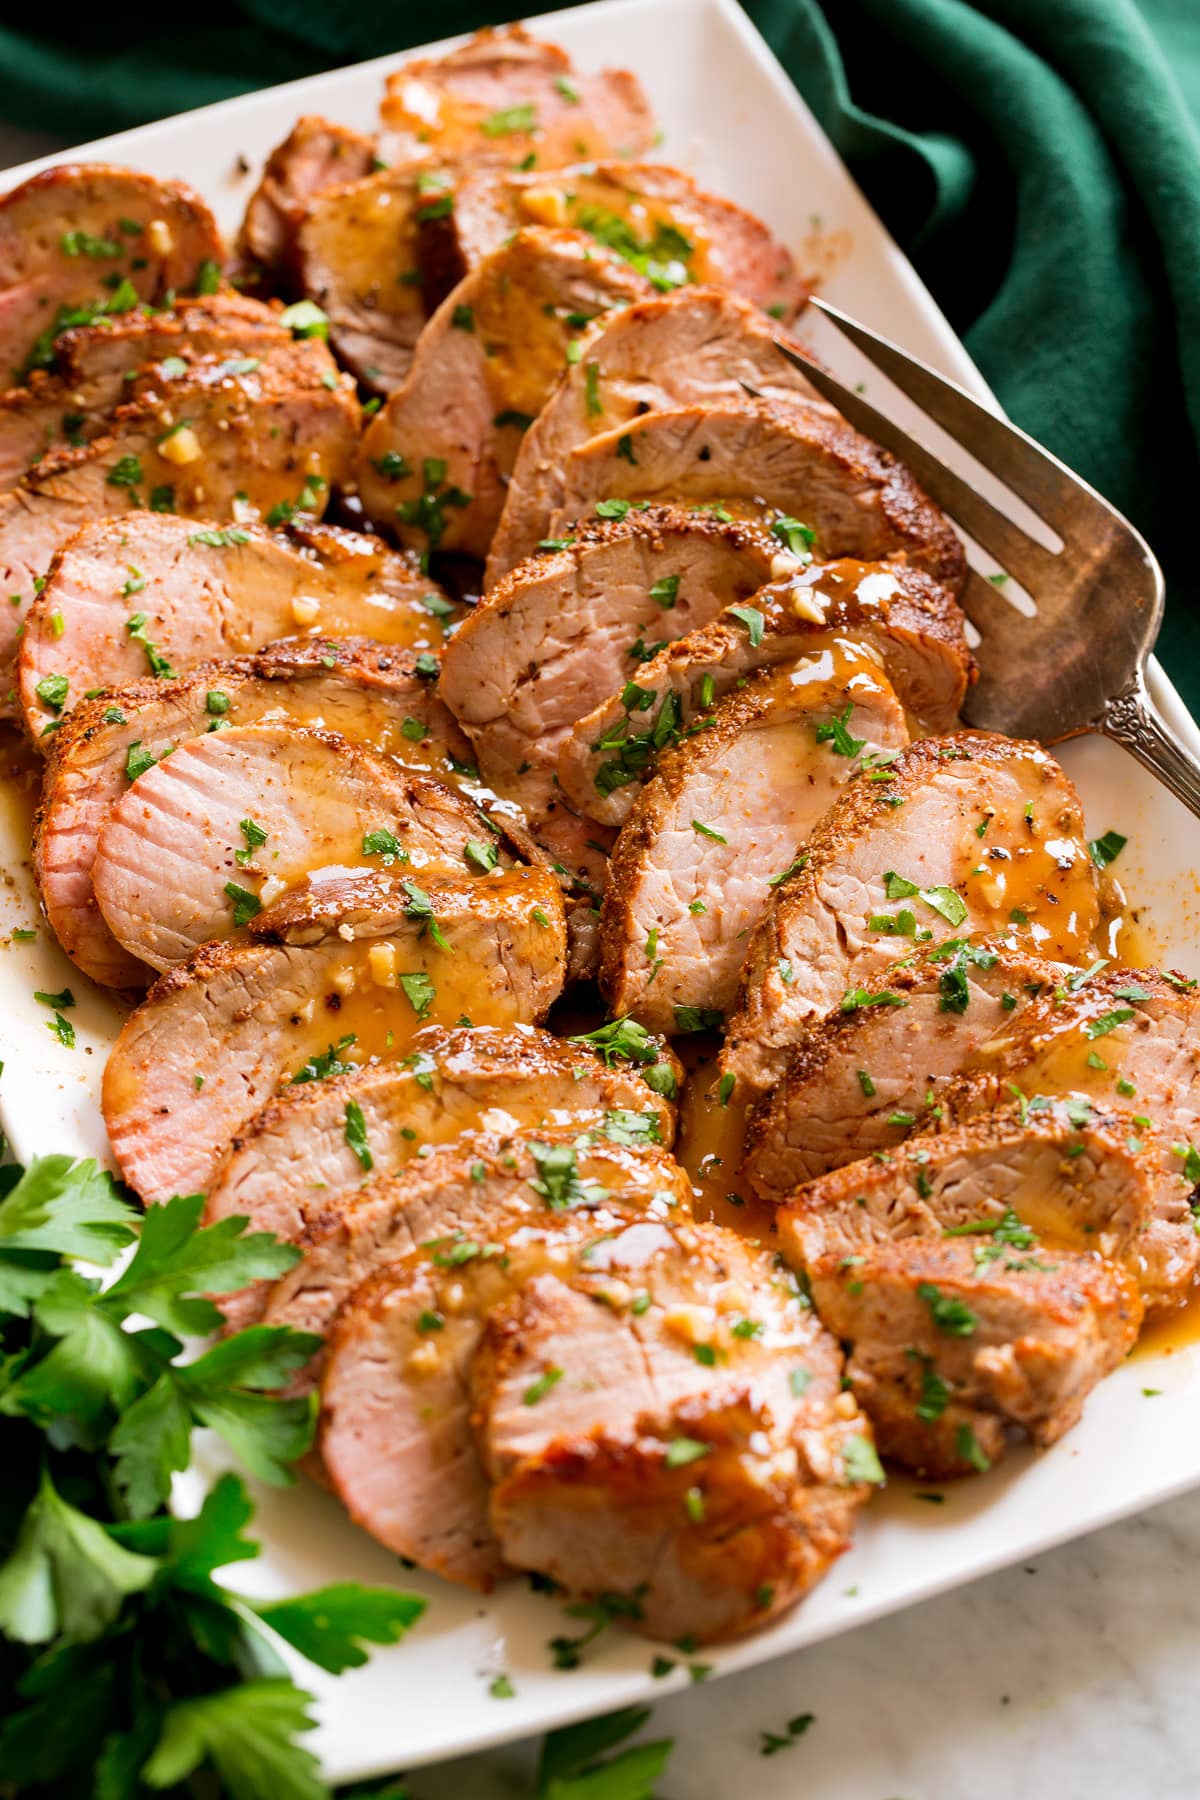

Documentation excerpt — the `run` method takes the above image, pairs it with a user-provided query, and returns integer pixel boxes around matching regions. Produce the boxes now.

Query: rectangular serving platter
[2,0,1199,1778]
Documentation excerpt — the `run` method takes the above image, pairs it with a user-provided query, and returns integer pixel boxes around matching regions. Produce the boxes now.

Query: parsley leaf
[141,1679,326,1800]
[0,1467,157,1645]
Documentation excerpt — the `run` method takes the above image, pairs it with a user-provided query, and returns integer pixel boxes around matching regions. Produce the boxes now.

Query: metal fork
[775,297,1200,819]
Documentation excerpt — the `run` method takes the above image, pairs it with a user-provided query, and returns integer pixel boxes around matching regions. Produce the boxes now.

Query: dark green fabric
[0,0,1197,703]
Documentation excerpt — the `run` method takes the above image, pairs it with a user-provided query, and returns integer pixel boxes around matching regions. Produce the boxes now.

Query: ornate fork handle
[1100,673,1200,821]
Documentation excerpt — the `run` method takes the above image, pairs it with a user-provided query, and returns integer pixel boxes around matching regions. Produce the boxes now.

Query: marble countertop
[423,1486,1200,1798]
[2,115,1196,1800]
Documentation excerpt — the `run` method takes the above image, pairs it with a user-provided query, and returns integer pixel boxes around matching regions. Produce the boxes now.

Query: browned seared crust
[0,293,289,491]
[102,868,567,1202]
[33,637,468,989]
[19,510,457,738]
[357,227,648,555]
[557,555,974,824]
[439,501,782,793]
[314,1135,691,1588]
[940,963,1200,1314]
[0,163,224,379]
[294,165,439,394]
[0,338,361,712]
[440,160,808,333]
[721,732,1098,1095]
[378,24,656,172]
[779,1108,1148,1472]
[547,400,963,585]
[597,651,908,1031]
[795,1236,1142,1477]
[741,937,1066,1201]
[238,115,375,279]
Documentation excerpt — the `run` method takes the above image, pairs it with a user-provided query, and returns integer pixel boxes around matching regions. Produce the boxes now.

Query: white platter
[2,0,1200,1779]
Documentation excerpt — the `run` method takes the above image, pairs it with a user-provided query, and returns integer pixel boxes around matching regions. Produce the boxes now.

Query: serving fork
[775,297,1200,820]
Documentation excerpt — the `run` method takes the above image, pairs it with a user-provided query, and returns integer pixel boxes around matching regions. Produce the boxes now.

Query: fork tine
[807,296,1117,544]
[775,341,1057,585]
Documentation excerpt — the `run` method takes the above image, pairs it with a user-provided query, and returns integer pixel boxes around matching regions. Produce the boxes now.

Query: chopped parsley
[815,703,865,757]
[344,1099,372,1172]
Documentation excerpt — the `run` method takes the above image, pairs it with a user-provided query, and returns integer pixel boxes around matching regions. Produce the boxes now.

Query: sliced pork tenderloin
[471,1227,872,1641]
[357,227,647,556]
[206,1022,679,1329]
[20,512,458,741]
[103,866,567,1203]
[524,403,965,598]
[377,24,656,170]
[438,506,783,832]
[238,116,375,280]
[485,285,843,581]
[294,165,444,393]
[779,1112,1147,1473]
[722,733,1100,1096]
[93,722,497,972]
[314,1135,691,1587]
[0,339,361,713]
[560,557,974,825]
[599,651,910,1033]
[35,639,470,989]
[943,964,1200,1314]
[0,163,223,382]
[434,161,807,333]
[743,938,1068,1201]
[0,292,288,492]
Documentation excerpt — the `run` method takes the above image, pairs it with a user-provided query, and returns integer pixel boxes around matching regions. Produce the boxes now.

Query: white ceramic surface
[1,0,1198,1780]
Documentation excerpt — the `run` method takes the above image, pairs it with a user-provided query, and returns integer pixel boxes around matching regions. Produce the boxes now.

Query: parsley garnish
[1088,829,1127,869]
[291,1034,357,1084]
[815,703,865,757]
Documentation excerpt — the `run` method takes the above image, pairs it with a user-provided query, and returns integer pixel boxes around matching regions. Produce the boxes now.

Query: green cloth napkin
[1,0,1198,705]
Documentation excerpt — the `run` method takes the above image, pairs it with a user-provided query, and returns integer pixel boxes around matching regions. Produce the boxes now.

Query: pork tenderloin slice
[599,652,910,1033]
[238,116,376,279]
[35,639,471,990]
[439,506,781,823]
[534,403,963,597]
[437,161,808,338]
[93,722,496,972]
[206,1021,680,1330]
[486,285,843,582]
[0,292,288,493]
[0,163,224,382]
[102,866,567,1203]
[295,166,442,394]
[0,339,361,714]
[357,227,648,556]
[743,938,1069,1200]
[20,512,459,742]
[474,1225,870,1642]
[721,732,1100,1098]
[782,1102,1156,1267]
[781,1222,1141,1477]
[944,965,1200,1314]
[560,557,974,825]
[377,24,656,171]
[315,1135,688,1587]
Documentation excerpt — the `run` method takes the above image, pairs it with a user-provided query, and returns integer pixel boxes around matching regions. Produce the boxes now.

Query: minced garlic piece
[518,186,569,227]
[368,941,398,988]
[407,1340,440,1375]
[330,964,357,997]
[791,588,828,625]
[291,594,321,628]
[145,218,175,256]
[159,426,201,465]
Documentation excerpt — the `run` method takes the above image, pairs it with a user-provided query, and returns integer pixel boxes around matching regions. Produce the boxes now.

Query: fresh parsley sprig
[0,1156,425,1799]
